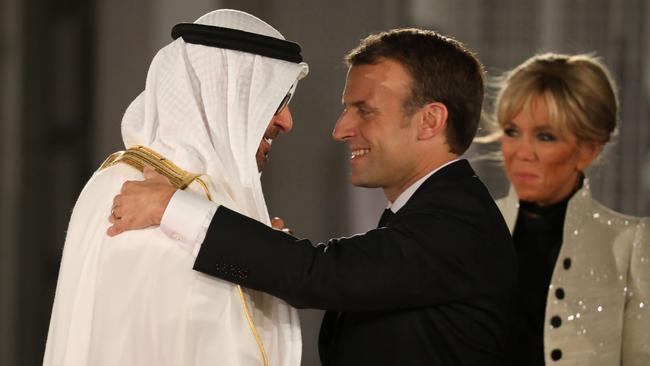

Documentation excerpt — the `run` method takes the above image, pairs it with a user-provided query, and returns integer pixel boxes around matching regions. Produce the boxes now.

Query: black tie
[377,208,394,228]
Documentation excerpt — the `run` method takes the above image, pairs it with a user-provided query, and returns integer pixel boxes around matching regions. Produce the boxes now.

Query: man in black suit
[109,28,518,365]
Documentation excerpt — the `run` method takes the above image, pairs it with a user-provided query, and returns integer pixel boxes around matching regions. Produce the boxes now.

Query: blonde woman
[493,53,650,365]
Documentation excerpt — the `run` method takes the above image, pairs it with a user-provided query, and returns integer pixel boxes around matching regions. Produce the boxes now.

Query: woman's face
[500,98,599,205]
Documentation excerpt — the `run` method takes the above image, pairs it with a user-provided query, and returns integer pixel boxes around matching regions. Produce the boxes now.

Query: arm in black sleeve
[193,205,514,312]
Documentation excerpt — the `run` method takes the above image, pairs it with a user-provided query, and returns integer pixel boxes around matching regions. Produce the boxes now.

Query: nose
[332,110,354,141]
[273,106,293,133]
[514,137,537,161]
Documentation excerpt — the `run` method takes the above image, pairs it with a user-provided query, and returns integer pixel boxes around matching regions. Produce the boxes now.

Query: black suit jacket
[194,160,518,365]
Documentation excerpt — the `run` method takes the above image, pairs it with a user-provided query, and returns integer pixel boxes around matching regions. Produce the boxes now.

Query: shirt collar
[387,158,460,213]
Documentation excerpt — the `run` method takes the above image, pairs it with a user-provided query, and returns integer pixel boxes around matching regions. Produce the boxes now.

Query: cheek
[539,144,579,167]
[544,147,570,162]
[537,145,580,182]
[500,141,515,173]
[383,127,416,159]
[362,124,389,151]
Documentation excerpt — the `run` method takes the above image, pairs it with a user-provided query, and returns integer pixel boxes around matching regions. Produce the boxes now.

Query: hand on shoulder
[107,166,176,236]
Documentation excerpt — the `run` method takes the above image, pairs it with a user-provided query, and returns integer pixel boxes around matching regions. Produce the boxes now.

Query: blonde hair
[492,53,618,145]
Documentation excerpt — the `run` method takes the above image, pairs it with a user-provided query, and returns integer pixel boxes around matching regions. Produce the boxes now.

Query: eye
[357,108,372,118]
[502,127,518,137]
[537,132,557,142]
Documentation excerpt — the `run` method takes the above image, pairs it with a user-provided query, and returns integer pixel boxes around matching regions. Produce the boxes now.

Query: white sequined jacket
[496,181,650,365]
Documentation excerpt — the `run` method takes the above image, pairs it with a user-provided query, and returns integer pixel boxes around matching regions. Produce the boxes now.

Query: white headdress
[121,9,308,223]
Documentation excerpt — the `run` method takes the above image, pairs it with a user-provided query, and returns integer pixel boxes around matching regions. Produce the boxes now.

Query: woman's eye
[537,132,557,142]
[503,127,518,137]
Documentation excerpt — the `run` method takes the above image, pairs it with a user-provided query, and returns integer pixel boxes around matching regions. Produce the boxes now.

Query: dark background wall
[1,0,648,365]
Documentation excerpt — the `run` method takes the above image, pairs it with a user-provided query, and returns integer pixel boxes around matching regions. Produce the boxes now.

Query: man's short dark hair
[345,28,484,155]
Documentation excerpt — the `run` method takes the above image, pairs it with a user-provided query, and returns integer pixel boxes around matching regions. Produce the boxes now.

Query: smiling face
[332,59,427,200]
[500,97,599,205]
[255,105,293,171]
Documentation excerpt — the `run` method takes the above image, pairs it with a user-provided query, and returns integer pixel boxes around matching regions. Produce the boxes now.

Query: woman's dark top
[512,193,573,366]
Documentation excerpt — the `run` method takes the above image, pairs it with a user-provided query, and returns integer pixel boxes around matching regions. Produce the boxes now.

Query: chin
[350,175,380,188]
[349,175,365,187]
[514,187,542,203]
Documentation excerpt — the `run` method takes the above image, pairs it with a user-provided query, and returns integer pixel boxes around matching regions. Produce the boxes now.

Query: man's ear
[417,102,448,140]
[576,141,602,171]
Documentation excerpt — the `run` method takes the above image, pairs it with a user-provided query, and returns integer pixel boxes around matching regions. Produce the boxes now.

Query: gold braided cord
[99,145,268,366]
[238,287,270,366]
[193,177,213,202]
[99,145,201,190]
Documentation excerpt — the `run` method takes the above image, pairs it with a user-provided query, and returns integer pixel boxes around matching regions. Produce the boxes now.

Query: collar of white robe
[171,23,303,63]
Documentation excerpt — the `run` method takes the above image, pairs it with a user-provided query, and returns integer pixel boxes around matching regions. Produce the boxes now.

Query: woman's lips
[513,172,539,182]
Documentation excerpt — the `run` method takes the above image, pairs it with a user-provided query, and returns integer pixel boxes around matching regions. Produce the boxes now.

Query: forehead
[507,95,568,132]
[512,98,549,125]
[343,59,412,102]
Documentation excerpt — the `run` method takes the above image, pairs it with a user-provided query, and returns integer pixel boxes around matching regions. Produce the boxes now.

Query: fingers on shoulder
[112,193,123,207]
[271,216,285,229]
[121,180,137,192]
[107,224,124,237]
[142,165,156,177]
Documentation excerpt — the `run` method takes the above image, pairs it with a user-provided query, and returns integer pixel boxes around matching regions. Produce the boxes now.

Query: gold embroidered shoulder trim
[99,145,211,200]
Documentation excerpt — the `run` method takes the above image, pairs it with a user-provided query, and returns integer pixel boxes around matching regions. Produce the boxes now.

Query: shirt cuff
[160,189,218,257]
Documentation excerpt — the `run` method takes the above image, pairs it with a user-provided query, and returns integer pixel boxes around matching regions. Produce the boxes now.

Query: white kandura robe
[43,9,308,366]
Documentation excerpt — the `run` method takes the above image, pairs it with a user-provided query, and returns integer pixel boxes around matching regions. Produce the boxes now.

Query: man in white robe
[43,9,308,366]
